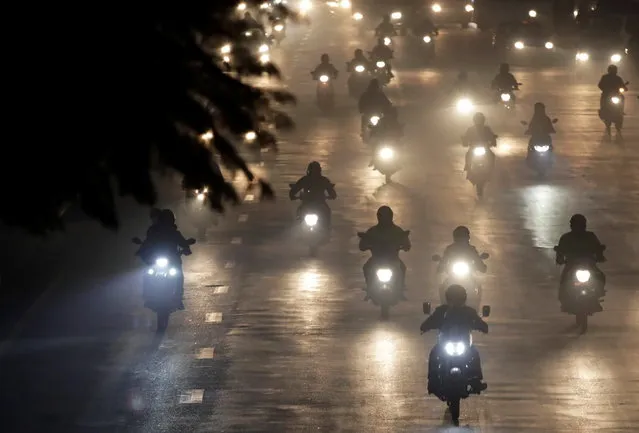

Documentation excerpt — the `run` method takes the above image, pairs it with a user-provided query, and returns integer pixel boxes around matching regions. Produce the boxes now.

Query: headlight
[245,131,257,141]
[319,75,329,83]
[197,192,206,201]
[369,115,380,125]
[274,24,284,31]
[353,12,363,20]
[534,145,550,152]
[376,268,393,283]
[340,0,351,8]
[221,44,231,54]
[619,88,625,93]
[168,268,178,276]
[465,4,474,12]
[473,147,486,156]
[259,44,269,53]
[452,261,470,277]
[576,52,589,61]
[456,98,473,113]
[260,2,269,9]
[156,257,169,268]
[378,146,394,159]
[611,96,620,104]
[432,3,442,13]
[514,41,525,50]
[528,9,537,18]
[383,37,392,46]
[575,269,591,283]
[259,54,270,63]
[376,61,386,68]
[200,131,213,141]
[391,11,402,19]
[299,0,312,12]
[223,55,231,63]
[501,93,511,102]
[354,64,365,72]
[545,42,554,49]
[610,54,621,63]
[237,3,247,11]
[304,213,319,226]
[423,35,432,43]
[444,341,466,356]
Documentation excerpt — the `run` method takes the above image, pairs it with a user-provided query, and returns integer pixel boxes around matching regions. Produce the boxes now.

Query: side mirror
[520,120,528,125]
[187,238,196,245]
[552,118,558,123]
[432,254,441,262]
[423,301,431,315]
[624,81,630,85]
[132,237,142,245]
[480,252,490,260]
[482,305,491,317]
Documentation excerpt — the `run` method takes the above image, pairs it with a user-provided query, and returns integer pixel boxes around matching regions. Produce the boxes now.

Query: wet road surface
[1,6,638,433]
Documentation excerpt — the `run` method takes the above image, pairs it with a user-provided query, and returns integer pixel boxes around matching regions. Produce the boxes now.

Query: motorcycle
[184,187,212,238]
[358,231,410,319]
[290,185,335,256]
[464,139,496,197]
[390,10,406,35]
[497,83,521,110]
[346,62,370,98]
[555,245,606,333]
[312,72,335,111]
[521,118,558,177]
[454,95,475,116]
[270,19,286,45]
[352,11,366,35]
[422,301,491,426]
[361,112,383,143]
[420,32,437,61]
[599,82,629,133]
[431,252,489,310]
[132,237,196,331]
[371,140,402,183]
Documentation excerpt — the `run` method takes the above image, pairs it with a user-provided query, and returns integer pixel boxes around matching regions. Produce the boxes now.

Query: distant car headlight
[456,98,473,113]
[353,12,363,20]
[444,341,466,356]
[452,261,471,277]
[354,64,365,72]
[274,24,284,32]
[501,93,511,102]
[610,53,622,63]
[376,61,386,68]
[610,96,620,104]
[304,214,319,226]
[423,35,432,43]
[575,269,591,283]
[378,146,394,160]
[534,145,550,152]
[545,42,554,49]
[473,147,486,156]
[576,51,589,61]
[259,44,269,53]
[319,74,329,83]
[156,257,169,268]
[376,268,393,283]
[432,3,442,13]
[369,115,380,125]
[465,4,474,12]
[514,41,525,49]
[391,11,402,20]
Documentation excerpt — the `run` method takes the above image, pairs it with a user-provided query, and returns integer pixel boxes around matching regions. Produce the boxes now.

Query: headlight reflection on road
[299,269,320,292]
[519,185,568,248]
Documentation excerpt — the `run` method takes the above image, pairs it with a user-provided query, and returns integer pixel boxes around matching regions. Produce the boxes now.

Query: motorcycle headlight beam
[376,268,393,283]
[473,147,486,156]
[353,12,363,20]
[611,96,620,104]
[391,11,402,20]
[444,341,466,356]
[451,261,470,277]
[501,93,511,102]
[534,145,550,152]
[465,4,474,12]
[319,75,329,83]
[576,52,589,61]
[354,65,365,72]
[369,115,380,125]
[456,98,473,113]
[610,54,621,63]
[423,35,432,43]
[378,146,394,160]
[304,214,319,227]
[376,61,386,68]
[575,270,591,283]
[432,3,442,13]
[258,44,269,53]
[274,24,284,31]
[514,41,525,50]
[155,257,169,268]
[545,41,554,49]
[383,37,391,46]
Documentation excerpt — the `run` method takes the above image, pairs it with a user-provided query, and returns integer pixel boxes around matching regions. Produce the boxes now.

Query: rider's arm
[400,229,411,251]
[175,230,192,249]
[325,179,337,199]
[289,178,304,199]
[420,307,446,332]
[597,76,605,92]
[486,127,498,146]
[471,246,488,272]
[471,311,489,333]
[358,230,372,251]
[555,234,568,264]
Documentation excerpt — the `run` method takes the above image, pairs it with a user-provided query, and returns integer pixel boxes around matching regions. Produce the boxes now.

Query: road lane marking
[195,347,215,359]
[238,214,248,222]
[224,261,235,268]
[178,389,204,404]
[213,286,228,294]
[205,312,223,323]
[231,237,242,244]
[245,194,255,202]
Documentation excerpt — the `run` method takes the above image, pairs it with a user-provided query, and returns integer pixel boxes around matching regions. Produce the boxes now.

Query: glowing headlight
[378,146,394,159]
[432,3,442,13]
[465,4,474,12]
[197,192,206,201]
[304,213,318,226]
[259,44,269,53]
[545,42,554,49]
[383,37,391,46]
[260,2,269,9]
[221,44,231,54]
[259,54,270,63]
[376,268,393,283]
[576,52,589,61]
[237,3,247,11]
[514,41,524,49]
[223,55,231,63]
[423,35,432,43]
[456,98,473,113]
[534,145,550,152]
[168,268,178,276]
[610,54,621,63]
[156,257,169,268]
[319,75,329,83]
[340,0,351,8]
[391,12,402,19]
[452,261,470,277]
[573,9,578,18]
[528,9,537,18]
[353,12,363,20]
[444,341,466,356]
[200,131,213,141]
[274,24,284,31]
[376,61,386,68]
[473,147,486,156]
[299,0,312,12]
[501,93,511,102]
[147,268,154,275]
[611,96,620,104]
[369,115,380,125]
[575,269,591,283]
[619,87,625,93]
[354,65,365,72]
[245,131,257,141]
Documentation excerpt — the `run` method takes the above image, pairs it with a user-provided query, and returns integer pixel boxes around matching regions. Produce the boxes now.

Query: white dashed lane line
[195,347,215,359]
[231,237,242,244]
[245,194,255,202]
[238,214,248,222]
[213,286,228,294]
[224,261,235,268]
[179,389,204,404]
[205,312,223,323]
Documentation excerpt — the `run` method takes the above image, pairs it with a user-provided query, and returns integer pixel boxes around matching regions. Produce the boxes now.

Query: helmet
[150,208,162,223]
[534,102,546,113]
[569,214,587,232]
[160,209,176,225]
[607,64,618,75]
[473,112,486,125]
[453,225,470,242]
[499,63,510,73]
[307,161,322,176]
[368,78,380,91]
[321,53,329,63]
[458,71,468,81]
[376,205,394,224]
[445,284,468,307]
[354,48,363,57]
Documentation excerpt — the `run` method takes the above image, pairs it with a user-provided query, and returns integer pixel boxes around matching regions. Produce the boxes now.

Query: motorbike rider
[311,54,339,80]
[597,65,628,132]
[491,63,519,96]
[370,38,394,77]
[420,284,488,395]
[370,106,404,144]
[525,102,556,151]
[437,226,488,274]
[411,13,437,37]
[289,161,337,228]
[375,14,397,38]
[358,79,393,135]
[462,112,497,173]
[359,206,410,296]
[555,214,606,304]
[346,49,371,72]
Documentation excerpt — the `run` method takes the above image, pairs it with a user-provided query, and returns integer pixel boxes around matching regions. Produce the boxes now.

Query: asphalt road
[1,5,638,433]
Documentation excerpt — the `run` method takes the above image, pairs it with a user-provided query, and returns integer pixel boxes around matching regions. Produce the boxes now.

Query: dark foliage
[0,1,297,234]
